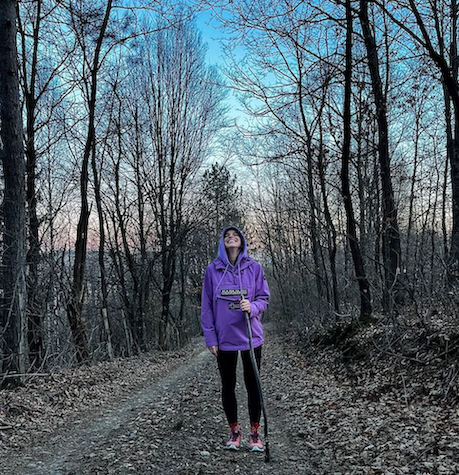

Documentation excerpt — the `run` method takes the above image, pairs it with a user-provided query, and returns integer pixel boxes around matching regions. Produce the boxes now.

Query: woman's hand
[240,297,251,314]
[208,345,218,356]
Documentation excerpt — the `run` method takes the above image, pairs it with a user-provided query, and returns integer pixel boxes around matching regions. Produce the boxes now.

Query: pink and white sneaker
[226,430,241,450]
[249,431,263,452]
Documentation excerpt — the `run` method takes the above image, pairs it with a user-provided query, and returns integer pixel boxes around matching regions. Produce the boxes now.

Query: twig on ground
[400,373,409,408]
[2,373,49,379]
[441,364,457,401]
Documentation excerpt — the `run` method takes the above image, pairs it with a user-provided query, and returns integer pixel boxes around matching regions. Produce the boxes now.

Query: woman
[201,226,270,451]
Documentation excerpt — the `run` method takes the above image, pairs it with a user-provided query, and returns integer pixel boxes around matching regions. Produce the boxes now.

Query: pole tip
[264,444,271,462]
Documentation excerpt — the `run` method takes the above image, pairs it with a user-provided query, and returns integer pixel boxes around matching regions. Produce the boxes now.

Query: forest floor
[1,318,459,475]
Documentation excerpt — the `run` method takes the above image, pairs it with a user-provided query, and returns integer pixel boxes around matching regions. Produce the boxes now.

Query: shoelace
[230,430,240,442]
[250,432,260,443]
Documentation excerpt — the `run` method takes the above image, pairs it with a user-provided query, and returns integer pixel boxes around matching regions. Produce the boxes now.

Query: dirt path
[4,347,296,474]
[1,337,317,475]
[2,332,459,474]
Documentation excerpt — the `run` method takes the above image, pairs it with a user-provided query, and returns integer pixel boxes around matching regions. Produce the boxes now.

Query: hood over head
[218,225,247,267]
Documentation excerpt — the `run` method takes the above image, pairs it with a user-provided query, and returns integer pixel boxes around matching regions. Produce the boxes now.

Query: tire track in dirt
[5,350,211,475]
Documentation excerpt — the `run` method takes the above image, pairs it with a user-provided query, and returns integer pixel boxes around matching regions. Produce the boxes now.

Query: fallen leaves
[1,320,459,474]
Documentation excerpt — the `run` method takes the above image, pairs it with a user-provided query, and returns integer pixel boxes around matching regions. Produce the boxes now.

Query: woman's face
[224,229,241,250]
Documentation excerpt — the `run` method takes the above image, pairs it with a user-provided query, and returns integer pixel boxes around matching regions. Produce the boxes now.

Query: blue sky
[195,9,227,66]
[194,9,247,124]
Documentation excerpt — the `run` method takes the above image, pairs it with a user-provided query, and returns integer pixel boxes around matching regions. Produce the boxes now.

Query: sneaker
[249,431,263,452]
[225,430,241,450]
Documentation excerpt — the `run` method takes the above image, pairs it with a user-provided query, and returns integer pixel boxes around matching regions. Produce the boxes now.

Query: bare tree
[94,16,226,351]
[342,0,372,321]
[370,0,459,285]
[0,0,28,384]
[140,18,226,348]
[208,0,345,316]
[66,0,114,363]
[359,0,403,312]
[17,0,78,368]
[18,0,44,368]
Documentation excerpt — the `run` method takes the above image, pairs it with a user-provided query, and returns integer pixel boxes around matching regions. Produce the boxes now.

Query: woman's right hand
[208,345,218,356]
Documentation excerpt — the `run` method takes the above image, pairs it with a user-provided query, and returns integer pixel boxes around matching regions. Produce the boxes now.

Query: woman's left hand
[240,297,251,314]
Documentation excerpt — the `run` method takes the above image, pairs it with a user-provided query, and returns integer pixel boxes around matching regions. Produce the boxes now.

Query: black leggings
[217,346,262,425]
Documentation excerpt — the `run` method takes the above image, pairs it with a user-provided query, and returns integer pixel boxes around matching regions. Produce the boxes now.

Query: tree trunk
[318,126,339,313]
[295,48,326,303]
[67,0,113,364]
[306,150,326,301]
[18,0,44,369]
[113,137,143,352]
[447,0,459,279]
[359,0,402,311]
[121,310,133,357]
[400,0,459,278]
[90,80,121,360]
[0,0,28,384]
[342,0,372,321]
[159,251,176,350]
[91,138,113,361]
[443,81,453,260]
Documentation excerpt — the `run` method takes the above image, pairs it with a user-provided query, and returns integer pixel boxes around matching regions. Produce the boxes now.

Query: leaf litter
[0,321,458,475]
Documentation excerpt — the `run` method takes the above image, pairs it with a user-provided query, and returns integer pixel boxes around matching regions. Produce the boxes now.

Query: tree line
[0,0,458,384]
[0,0,245,385]
[209,0,459,332]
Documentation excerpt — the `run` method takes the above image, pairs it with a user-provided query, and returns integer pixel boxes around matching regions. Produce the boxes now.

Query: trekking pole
[244,311,271,462]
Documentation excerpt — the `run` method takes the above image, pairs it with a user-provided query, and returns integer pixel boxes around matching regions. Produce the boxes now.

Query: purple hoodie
[201,226,270,351]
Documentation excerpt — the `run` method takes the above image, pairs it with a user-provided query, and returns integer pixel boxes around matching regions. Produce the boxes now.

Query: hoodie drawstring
[215,263,230,300]
[238,262,244,297]
[238,262,248,315]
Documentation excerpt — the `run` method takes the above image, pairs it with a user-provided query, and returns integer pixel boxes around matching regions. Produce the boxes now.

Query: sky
[194,8,247,124]
[195,9,226,66]
[192,8,256,179]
